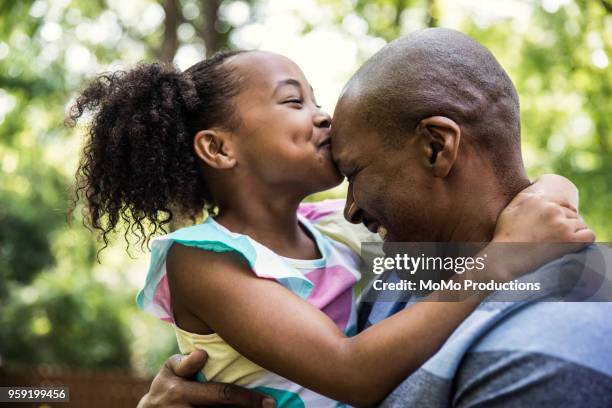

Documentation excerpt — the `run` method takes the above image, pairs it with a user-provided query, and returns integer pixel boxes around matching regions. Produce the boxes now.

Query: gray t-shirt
[358,245,612,407]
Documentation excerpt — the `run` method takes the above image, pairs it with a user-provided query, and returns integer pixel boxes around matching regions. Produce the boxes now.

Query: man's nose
[344,184,362,224]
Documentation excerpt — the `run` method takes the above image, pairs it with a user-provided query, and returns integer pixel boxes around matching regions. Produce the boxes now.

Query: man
[139,28,612,407]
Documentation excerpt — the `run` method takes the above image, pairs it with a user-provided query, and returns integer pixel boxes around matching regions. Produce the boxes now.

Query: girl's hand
[494,174,594,244]
[484,175,595,283]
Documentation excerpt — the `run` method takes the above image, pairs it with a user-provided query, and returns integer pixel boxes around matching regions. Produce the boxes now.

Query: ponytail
[68,51,245,251]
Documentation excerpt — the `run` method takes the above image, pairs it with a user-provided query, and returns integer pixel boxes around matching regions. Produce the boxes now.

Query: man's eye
[346,166,359,182]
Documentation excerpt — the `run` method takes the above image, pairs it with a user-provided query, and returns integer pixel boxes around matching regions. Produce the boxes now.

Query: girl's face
[227,51,343,196]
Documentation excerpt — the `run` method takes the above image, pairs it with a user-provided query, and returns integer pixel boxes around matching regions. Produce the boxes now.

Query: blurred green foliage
[0,0,610,376]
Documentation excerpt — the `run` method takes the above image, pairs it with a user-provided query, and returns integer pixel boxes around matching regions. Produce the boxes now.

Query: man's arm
[137,350,275,408]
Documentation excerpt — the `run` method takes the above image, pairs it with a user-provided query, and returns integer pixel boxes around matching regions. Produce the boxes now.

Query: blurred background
[0,0,610,405]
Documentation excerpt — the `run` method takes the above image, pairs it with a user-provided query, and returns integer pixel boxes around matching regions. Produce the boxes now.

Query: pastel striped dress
[137,199,377,408]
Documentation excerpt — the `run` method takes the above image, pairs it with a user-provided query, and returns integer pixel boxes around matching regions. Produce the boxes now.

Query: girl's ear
[414,116,461,178]
[193,130,237,169]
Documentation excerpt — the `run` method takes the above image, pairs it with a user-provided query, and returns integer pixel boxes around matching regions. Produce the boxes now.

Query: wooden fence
[0,365,152,407]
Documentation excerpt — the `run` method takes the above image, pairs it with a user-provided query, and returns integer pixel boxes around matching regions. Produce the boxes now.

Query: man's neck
[443,176,531,243]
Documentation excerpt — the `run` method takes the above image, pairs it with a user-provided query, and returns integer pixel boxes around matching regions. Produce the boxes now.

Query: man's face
[331,93,441,242]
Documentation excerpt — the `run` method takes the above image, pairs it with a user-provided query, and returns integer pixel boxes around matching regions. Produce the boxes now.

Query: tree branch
[159,0,183,63]
[198,0,224,56]
[425,0,438,28]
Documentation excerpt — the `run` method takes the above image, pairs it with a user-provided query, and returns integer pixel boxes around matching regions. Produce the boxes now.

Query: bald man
[139,29,612,407]
[330,28,612,407]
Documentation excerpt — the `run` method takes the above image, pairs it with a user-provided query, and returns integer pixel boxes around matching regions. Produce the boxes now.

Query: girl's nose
[314,111,331,128]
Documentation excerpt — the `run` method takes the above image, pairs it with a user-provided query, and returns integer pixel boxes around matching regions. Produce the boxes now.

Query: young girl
[70,50,591,407]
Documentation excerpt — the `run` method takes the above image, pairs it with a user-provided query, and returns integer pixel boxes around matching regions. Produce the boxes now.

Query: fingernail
[262,397,275,408]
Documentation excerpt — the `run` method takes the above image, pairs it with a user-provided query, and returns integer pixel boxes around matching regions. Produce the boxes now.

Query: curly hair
[67,50,246,251]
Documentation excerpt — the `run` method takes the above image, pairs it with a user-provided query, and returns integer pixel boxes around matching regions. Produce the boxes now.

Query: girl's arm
[530,174,579,210]
[168,177,593,407]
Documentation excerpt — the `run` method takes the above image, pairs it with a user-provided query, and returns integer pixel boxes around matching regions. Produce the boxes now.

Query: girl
[70,50,591,407]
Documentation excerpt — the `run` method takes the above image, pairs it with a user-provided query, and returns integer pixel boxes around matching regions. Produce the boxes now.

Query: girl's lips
[317,138,331,148]
[316,130,331,148]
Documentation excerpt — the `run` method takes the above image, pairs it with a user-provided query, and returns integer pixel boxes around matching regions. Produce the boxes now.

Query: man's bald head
[339,28,524,183]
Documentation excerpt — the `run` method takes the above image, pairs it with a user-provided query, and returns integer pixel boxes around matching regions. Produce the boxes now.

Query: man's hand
[137,350,275,408]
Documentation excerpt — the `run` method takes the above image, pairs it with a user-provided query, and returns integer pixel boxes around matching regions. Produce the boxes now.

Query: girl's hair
[68,50,246,251]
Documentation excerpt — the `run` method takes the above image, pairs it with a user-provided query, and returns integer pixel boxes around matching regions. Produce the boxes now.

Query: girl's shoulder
[297,198,347,222]
[137,217,317,323]
[156,217,257,264]
[299,199,382,255]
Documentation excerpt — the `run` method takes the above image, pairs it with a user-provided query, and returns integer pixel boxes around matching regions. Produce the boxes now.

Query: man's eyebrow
[273,78,302,94]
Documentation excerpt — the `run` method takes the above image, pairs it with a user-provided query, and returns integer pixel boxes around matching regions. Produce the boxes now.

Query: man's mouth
[364,219,387,239]
[377,225,388,240]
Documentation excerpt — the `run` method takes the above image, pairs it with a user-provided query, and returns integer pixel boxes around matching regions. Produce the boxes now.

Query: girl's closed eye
[283,98,304,107]
[281,97,321,109]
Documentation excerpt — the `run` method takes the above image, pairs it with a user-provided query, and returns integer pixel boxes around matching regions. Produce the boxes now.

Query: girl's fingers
[573,228,596,243]
[571,218,588,232]
[528,191,578,213]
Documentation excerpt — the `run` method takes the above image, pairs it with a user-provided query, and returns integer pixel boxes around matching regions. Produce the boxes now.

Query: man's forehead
[330,133,349,168]
[331,94,359,139]
[331,121,371,171]
[331,83,380,166]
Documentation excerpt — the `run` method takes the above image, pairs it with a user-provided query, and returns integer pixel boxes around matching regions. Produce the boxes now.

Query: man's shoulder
[381,300,612,408]
[380,245,612,407]
[470,301,612,374]
[467,244,612,374]
[447,298,612,407]
[453,348,612,408]
[449,243,612,406]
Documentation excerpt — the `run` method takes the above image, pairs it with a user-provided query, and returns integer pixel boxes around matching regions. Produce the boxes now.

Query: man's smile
[362,216,388,239]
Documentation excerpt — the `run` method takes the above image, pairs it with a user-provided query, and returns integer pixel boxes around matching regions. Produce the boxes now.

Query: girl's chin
[322,165,344,186]
[305,153,343,191]
[308,171,343,194]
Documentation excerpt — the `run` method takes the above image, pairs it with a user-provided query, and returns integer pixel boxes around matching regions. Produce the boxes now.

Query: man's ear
[193,129,236,169]
[414,116,461,178]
